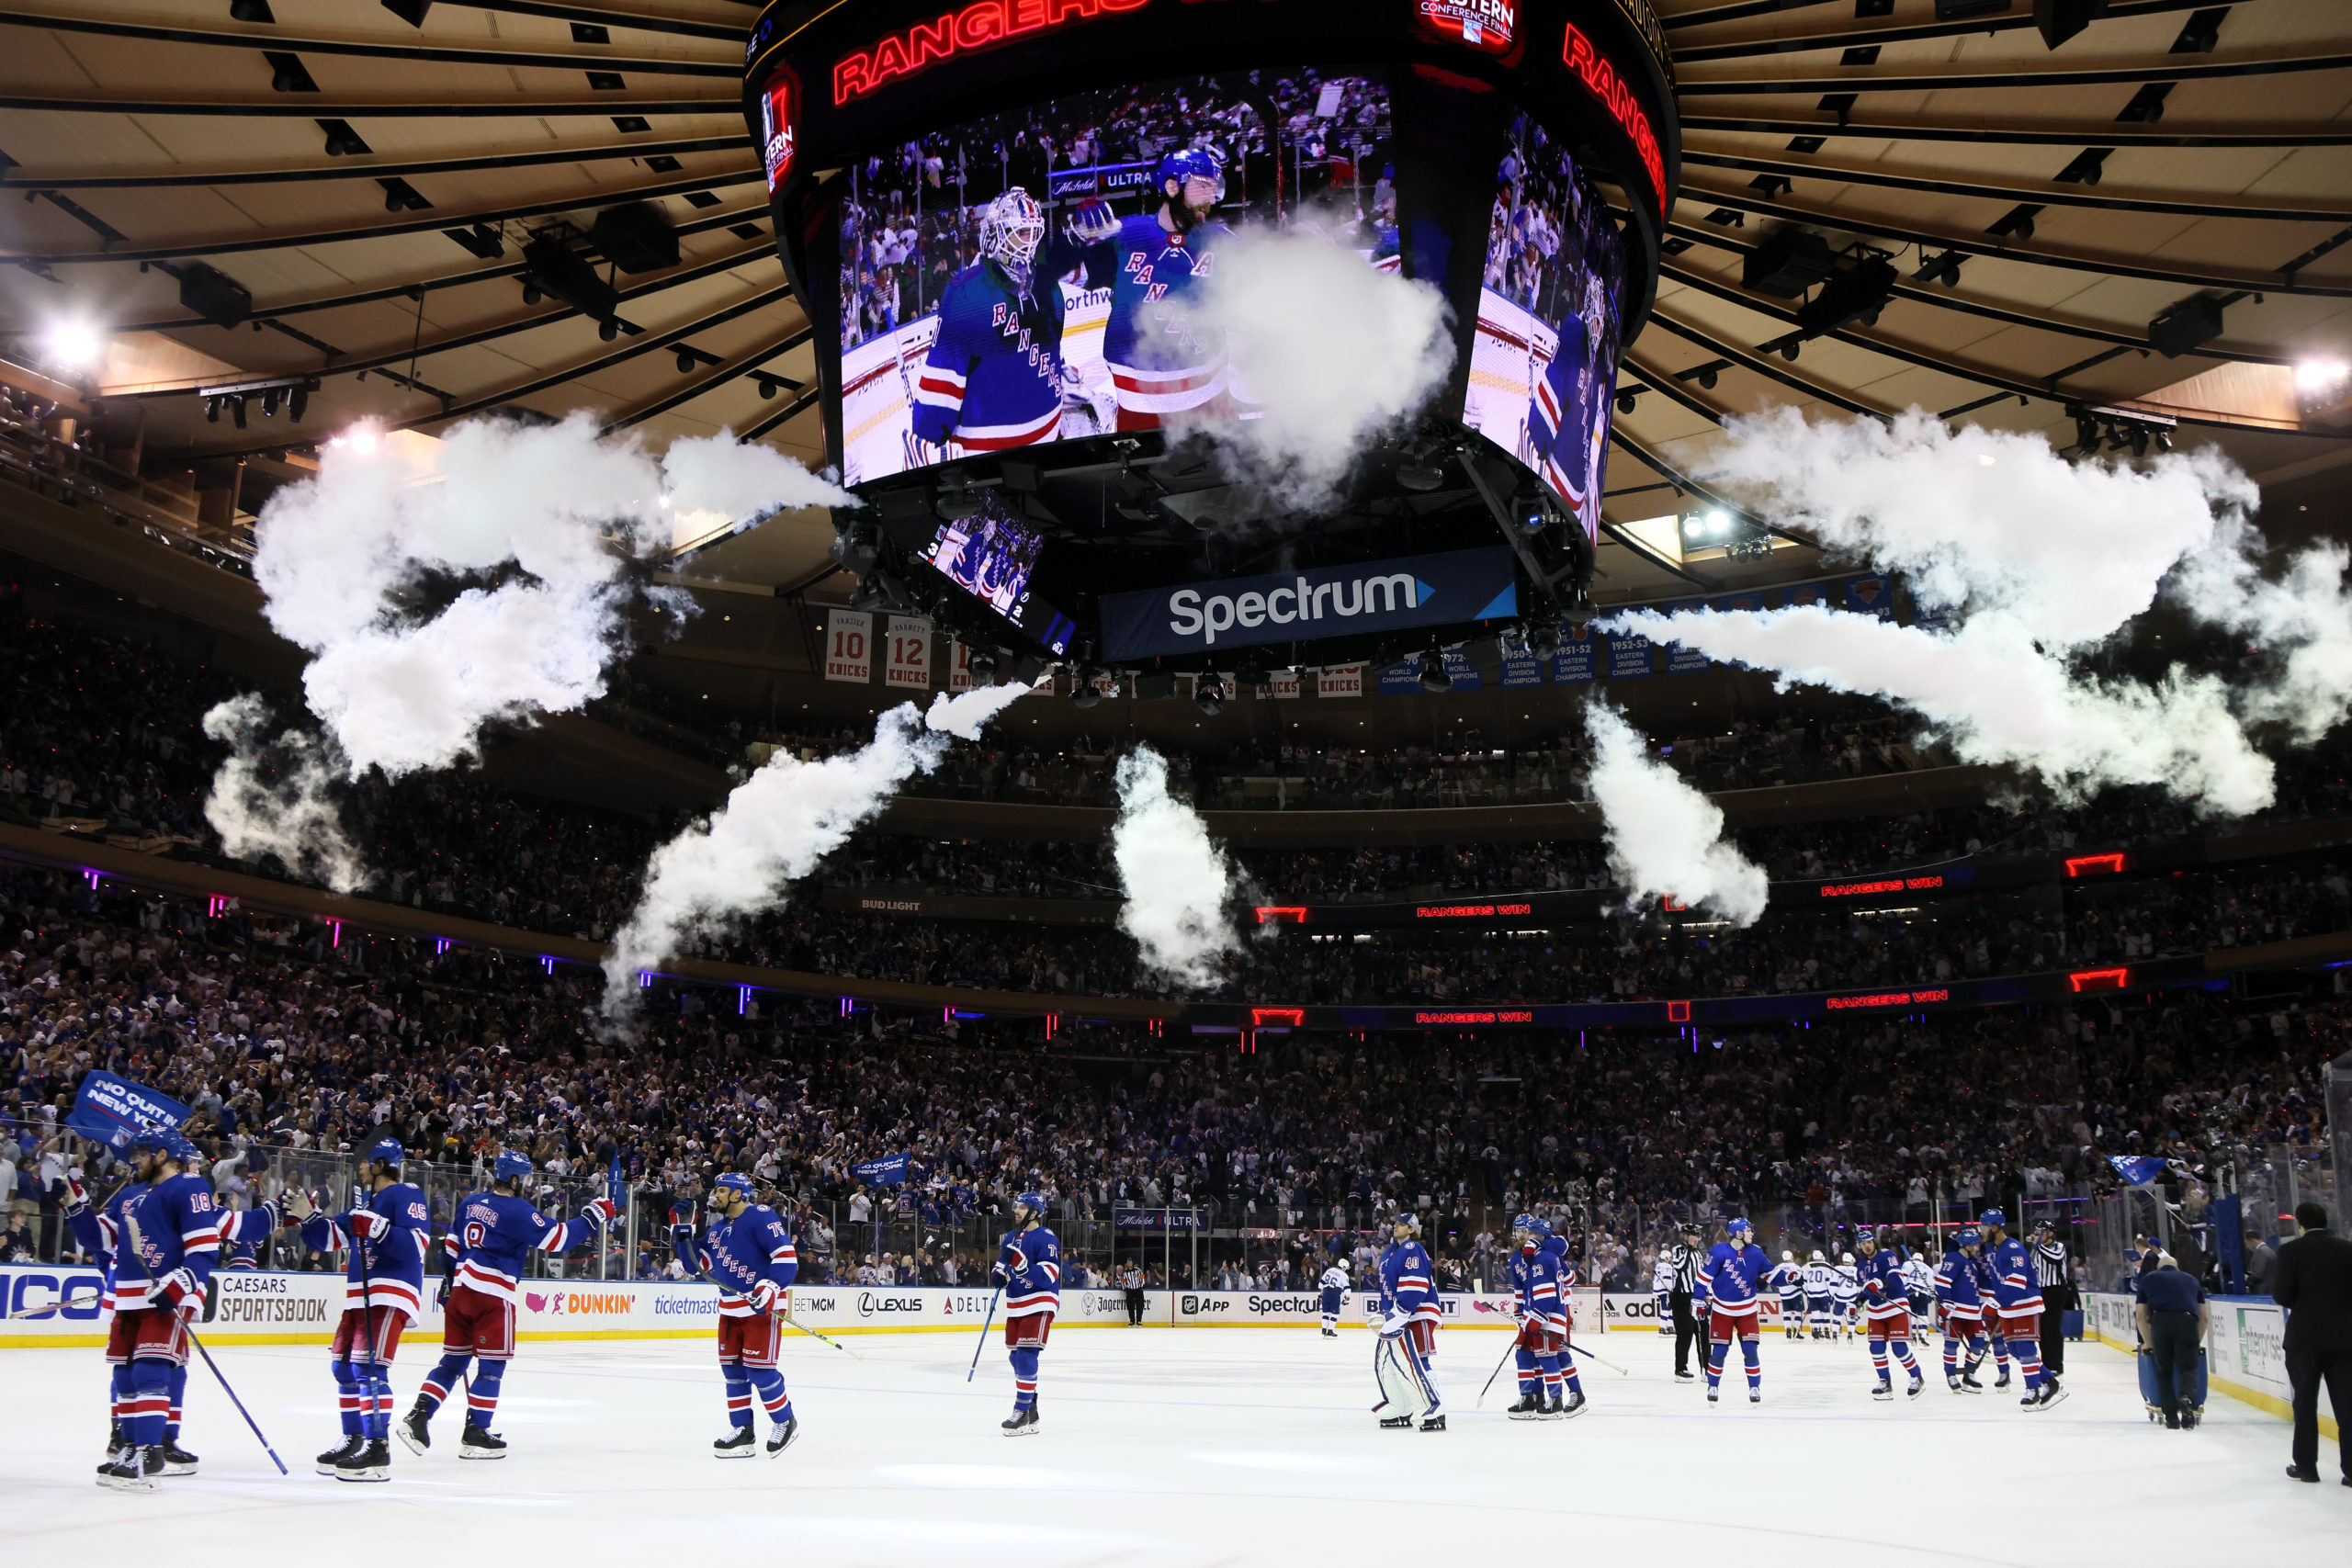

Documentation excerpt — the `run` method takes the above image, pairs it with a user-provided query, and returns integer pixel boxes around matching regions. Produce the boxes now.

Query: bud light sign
[1099,547,1519,660]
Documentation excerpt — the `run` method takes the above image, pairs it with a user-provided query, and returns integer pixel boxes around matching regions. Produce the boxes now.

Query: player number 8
[464,1221,488,1251]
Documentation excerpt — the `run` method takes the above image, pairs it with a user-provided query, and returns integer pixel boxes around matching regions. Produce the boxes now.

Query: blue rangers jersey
[115,1172,220,1310]
[1072,214,1237,422]
[1509,1245,1568,1336]
[1981,1236,2045,1315]
[66,1179,144,1312]
[1858,1248,1911,1314]
[1935,1248,1986,1313]
[999,1224,1062,1320]
[910,258,1067,453]
[1696,1241,1771,1315]
[1380,1238,1441,1327]
[442,1190,595,1303]
[677,1204,797,1319]
[218,1201,280,1269]
[302,1181,430,1320]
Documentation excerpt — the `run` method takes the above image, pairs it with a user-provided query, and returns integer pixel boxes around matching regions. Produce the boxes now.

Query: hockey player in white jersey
[1834,1251,1862,1340]
[1803,1250,1838,1339]
[1649,1248,1673,1337]
[1771,1250,1804,1339]
[1318,1258,1349,1337]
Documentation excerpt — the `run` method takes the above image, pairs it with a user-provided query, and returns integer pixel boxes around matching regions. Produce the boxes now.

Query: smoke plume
[251,416,850,780]
[1110,745,1239,987]
[600,683,1029,1021]
[200,695,368,894]
[1604,408,2333,818]
[1583,702,1769,926]
[1170,228,1454,513]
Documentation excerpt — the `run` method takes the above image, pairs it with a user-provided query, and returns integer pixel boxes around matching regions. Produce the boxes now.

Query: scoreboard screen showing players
[913,490,1076,654]
[835,67,1397,487]
[1466,112,1626,543]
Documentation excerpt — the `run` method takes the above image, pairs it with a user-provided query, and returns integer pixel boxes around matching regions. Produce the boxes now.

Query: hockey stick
[121,1205,288,1475]
[965,1285,1001,1383]
[187,1327,290,1476]
[781,1305,863,1359]
[1476,1335,1519,1408]
[1565,1339,1630,1377]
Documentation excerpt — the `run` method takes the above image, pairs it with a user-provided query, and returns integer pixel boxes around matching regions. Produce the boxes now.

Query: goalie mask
[980,187,1046,293]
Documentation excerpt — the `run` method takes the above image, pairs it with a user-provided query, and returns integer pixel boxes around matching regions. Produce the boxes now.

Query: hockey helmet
[1014,1190,1048,1218]
[1977,1208,2007,1230]
[129,1125,173,1156]
[144,1127,199,1167]
[1510,1212,1548,1243]
[979,187,1046,289]
[1156,146,1227,218]
[1781,1249,1793,1262]
[1840,1251,1856,1265]
[1725,1216,1753,1240]
[492,1149,533,1184]
[1679,1217,1703,1236]
[1856,1233,1878,1254]
[1954,1227,1983,1252]
[712,1172,756,1203]
[367,1135,404,1170]
[1810,1248,1825,1262]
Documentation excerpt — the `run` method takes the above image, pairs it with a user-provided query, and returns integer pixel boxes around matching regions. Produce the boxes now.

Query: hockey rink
[10,1326,2342,1563]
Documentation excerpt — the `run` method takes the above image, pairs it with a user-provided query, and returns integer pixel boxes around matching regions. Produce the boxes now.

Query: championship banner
[1317,664,1364,698]
[1605,630,1653,680]
[1552,628,1597,684]
[1657,602,1711,674]
[66,1071,188,1151]
[1846,575,1894,621]
[825,609,873,683]
[883,616,932,689]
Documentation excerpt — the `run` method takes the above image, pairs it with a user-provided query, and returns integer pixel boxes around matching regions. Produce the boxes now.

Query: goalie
[1371,1213,1445,1432]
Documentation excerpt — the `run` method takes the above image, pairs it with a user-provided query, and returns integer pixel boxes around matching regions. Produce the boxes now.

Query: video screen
[1466,112,1626,542]
[919,490,1046,621]
[760,79,797,193]
[836,67,1397,486]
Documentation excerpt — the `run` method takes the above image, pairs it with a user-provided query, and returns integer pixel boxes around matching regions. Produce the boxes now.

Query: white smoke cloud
[200,695,368,894]
[1605,408,2321,818]
[1110,745,1239,987]
[1170,228,1454,513]
[251,416,851,780]
[1582,702,1769,926]
[599,683,1029,1021]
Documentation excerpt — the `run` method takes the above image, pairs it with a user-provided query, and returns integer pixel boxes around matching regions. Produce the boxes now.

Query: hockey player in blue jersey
[1694,1216,1770,1404]
[994,1190,1061,1435]
[1935,1227,1993,1392]
[287,1135,430,1483]
[1374,1212,1445,1431]
[1507,1215,1585,1420]
[399,1149,614,1460]
[92,1127,219,1491]
[910,187,1070,459]
[1855,1229,1924,1400]
[1524,270,1611,532]
[1978,1209,2064,1409]
[1063,146,1241,432]
[672,1172,801,1457]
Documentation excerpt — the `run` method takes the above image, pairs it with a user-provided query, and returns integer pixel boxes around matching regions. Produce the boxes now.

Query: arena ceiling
[0,0,2347,606]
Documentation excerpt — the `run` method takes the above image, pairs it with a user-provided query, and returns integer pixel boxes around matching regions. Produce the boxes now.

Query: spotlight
[2129,425,2150,458]
[1706,509,1730,536]
[1196,674,1225,716]
[44,321,103,367]
[1698,369,1719,391]
[967,654,997,685]
[1070,670,1102,710]
[2073,413,2100,451]
[755,376,778,400]
[1781,340,1801,361]
[1418,648,1450,694]
[934,485,984,523]
[205,398,221,424]
[1396,461,1446,492]
[598,320,619,342]
[260,389,281,417]
[2154,429,2174,453]
[2293,357,2349,395]
[674,348,697,374]
[288,386,308,423]
[521,282,542,306]
[1561,585,1597,628]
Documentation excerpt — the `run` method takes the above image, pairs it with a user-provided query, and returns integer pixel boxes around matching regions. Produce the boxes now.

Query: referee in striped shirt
[2030,1218,2076,1386]
[1668,1220,1705,1381]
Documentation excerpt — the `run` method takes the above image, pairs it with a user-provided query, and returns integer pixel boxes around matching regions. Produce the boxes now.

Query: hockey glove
[1067,198,1119,245]
[747,1280,784,1314]
[63,1173,89,1213]
[1380,1309,1408,1337]
[281,1188,316,1224]
[347,1209,388,1241]
[153,1269,200,1317]
[581,1197,617,1228]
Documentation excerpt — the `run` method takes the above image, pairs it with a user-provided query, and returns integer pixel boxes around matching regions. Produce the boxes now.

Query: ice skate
[765,1414,800,1456]
[396,1401,433,1456]
[316,1435,363,1475]
[333,1438,390,1483]
[459,1424,508,1460]
[1960,1373,1984,1393]
[1706,1386,1719,1404]
[712,1427,757,1459]
[1418,1411,1446,1432]
[1001,1406,1039,1437]
[2026,1383,2068,1412]
[1556,1391,1588,1420]
[1674,1369,1695,1382]
[95,1440,131,1477]
[1748,1389,1761,1404]
[1507,1393,1544,1420]
[1906,1375,1924,1399]
[1871,1378,1894,1401]
[156,1441,198,1477]
[1378,1414,1416,1428]
[96,1448,158,1493]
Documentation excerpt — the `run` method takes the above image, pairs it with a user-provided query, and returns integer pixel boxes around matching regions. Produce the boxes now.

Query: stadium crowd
[0,854,2337,1300]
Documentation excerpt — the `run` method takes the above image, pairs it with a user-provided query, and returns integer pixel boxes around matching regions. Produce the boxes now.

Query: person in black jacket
[2272,1201,2352,1485]
[1667,1220,1704,1382]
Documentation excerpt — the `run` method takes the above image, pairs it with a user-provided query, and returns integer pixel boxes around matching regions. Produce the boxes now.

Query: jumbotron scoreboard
[743,0,1676,684]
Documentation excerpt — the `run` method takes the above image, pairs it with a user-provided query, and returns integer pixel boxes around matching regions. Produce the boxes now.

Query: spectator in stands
[2274,1201,2352,1485]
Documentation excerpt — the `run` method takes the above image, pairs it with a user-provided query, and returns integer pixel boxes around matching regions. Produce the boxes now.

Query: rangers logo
[1418,0,1516,54]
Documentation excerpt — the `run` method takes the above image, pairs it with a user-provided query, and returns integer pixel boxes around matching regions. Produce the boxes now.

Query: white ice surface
[9,1325,2344,1564]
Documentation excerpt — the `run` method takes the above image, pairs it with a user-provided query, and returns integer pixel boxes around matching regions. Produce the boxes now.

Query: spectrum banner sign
[1099,547,1519,660]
